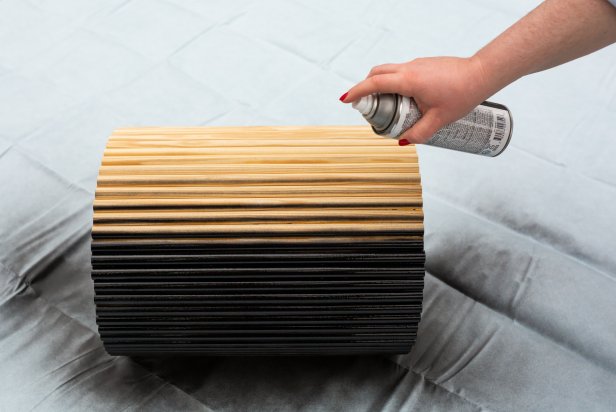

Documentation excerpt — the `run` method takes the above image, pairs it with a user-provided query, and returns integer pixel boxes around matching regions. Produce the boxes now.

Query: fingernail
[398,139,410,146]
[339,92,349,102]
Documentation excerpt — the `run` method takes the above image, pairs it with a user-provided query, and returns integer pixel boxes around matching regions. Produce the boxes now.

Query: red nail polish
[398,139,410,146]
[339,92,349,102]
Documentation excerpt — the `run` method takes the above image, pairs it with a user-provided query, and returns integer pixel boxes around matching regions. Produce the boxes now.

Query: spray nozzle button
[352,95,375,116]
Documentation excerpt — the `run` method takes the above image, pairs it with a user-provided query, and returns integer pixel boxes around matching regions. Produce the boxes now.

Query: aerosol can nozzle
[352,93,399,134]
[351,95,375,115]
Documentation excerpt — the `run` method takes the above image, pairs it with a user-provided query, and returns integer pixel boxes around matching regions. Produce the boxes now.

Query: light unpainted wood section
[92,126,425,356]
[93,126,423,241]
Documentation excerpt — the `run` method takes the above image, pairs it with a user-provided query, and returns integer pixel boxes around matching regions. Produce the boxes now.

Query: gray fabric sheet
[1,0,616,410]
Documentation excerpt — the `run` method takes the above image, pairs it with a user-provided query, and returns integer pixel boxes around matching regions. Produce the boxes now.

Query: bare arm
[341,0,616,145]
[475,0,616,97]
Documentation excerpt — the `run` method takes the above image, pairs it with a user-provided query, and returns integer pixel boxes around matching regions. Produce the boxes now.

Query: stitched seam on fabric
[426,271,616,376]
[511,143,616,196]
[509,144,566,168]
[426,192,616,284]
[30,356,116,411]
[117,382,171,412]
[436,326,501,387]
[382,356,491,412]
[12,144,95,195]
[1,260,96,335]
[0,262,29,295]
[17,219,91,284]
[0,141,13,159]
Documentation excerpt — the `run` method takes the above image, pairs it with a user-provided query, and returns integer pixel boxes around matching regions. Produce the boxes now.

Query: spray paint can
[352,93,513,157]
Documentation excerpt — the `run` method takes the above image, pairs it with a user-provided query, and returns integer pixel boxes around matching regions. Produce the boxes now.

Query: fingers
[366,63,400,78]
[342,73,411,103]
[398,111,442,144]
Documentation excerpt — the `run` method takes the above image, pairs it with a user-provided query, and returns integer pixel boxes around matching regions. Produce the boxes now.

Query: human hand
[340,56,492,146]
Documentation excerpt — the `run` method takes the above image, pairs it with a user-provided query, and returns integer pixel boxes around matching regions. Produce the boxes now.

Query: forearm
[473,0,616,97]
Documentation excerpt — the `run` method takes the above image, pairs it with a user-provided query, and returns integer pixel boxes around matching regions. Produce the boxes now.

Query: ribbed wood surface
[92,126,425,355]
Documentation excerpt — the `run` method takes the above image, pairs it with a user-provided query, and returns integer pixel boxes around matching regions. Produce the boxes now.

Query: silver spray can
[352,93,513,157]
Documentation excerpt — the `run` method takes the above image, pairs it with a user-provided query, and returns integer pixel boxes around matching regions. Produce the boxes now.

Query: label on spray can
[353,93,513,157]
[387,97,512,157]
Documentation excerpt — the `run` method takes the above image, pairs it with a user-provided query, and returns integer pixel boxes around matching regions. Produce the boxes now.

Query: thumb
[399,111,442,144]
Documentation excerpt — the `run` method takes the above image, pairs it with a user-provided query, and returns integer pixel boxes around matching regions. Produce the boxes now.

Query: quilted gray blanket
[1,0,615,410]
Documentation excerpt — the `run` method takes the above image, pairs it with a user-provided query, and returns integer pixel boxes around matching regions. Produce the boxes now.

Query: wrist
[467,54,500,101]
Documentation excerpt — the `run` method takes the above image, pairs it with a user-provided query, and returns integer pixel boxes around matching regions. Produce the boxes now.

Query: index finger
[366,63,401,78]
[342,73,411,103]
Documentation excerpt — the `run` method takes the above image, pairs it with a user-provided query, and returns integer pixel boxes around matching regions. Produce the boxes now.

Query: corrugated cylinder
[91,126,425,355]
